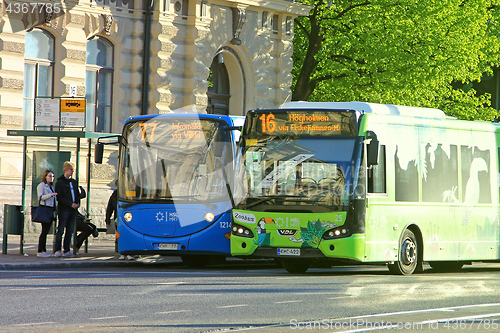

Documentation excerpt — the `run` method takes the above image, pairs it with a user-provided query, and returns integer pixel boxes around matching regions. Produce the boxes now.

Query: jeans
[55,209,77,253]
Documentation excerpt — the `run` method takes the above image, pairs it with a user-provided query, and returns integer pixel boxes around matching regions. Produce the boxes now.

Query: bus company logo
[169,212,179,222]
[156,212,165,222]
[233,211,256,224]
[277,229,297,236]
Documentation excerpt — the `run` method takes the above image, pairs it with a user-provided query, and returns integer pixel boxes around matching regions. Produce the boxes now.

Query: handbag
[31,200,53,224]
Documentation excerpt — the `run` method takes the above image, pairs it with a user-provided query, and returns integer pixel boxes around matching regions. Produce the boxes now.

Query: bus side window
[368,145,386,193]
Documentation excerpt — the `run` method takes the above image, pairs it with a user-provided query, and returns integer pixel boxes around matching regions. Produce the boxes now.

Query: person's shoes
[55,251,62,257]
[44,252,55,257]
[126,255,134,260]
[119,255,126,260]
[37,252,51,258]
[63,251,76,258]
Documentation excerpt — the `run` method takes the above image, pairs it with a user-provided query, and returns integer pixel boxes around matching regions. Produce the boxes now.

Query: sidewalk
[0,233,183,269]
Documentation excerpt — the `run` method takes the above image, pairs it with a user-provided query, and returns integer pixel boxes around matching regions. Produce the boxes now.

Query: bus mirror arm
[95,135,123,164]
[221,126,242,132]
[365,131,379,166]
[221,147,236,208]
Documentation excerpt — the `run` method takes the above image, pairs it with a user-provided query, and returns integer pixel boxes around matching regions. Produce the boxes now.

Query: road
[1,262,500,332]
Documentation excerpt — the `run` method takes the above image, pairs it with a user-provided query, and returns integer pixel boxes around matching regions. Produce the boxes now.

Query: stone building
[0,0,310,230]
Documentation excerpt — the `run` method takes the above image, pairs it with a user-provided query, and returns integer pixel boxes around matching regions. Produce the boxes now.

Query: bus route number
[139,122,158,141]
[259,113,275,133]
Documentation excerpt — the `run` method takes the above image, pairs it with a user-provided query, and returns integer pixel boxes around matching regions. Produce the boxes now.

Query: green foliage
[300,220,327,248]
[292,0,500,120]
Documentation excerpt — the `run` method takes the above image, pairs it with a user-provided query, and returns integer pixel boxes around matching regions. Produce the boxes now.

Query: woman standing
[36,170,58,257]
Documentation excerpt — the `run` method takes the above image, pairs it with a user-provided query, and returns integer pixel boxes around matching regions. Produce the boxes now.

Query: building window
[272,14,279,34]
[86,37,114,133]
[262,11,268,29]
[23,29,55,130]
[286,16,293,35]
[200,0,207,17]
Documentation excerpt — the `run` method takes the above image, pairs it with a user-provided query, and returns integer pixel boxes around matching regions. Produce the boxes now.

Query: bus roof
[280,101,447,119]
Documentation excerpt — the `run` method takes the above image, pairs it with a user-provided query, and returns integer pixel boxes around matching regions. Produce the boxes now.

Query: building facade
[0,0,310,231]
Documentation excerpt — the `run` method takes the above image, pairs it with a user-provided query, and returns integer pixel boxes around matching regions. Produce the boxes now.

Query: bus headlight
[124,212,132,222]
[231,223,254,238]
[204,212,215,222]
[323,227,350,240]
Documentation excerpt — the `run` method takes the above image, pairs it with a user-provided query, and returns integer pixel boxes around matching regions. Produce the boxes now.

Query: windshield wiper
[243,195,303,209]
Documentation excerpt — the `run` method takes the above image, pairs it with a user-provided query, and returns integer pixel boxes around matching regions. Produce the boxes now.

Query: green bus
[230,102,500,274]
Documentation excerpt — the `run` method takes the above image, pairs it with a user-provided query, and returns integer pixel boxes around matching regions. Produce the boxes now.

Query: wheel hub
[402,238,416,265]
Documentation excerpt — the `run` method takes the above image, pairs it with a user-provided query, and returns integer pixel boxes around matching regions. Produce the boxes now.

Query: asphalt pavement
[0,232,184,269]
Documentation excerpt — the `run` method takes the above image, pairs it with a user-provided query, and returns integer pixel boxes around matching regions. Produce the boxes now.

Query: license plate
[277,248,300,256]
[158,243,178,250]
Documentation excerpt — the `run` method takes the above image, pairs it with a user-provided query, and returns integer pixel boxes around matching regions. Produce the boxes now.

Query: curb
[0,260,185,270]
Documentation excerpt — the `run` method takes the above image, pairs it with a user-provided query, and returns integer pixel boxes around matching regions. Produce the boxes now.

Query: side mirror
[366,131,379,166]
[95,143,104,164]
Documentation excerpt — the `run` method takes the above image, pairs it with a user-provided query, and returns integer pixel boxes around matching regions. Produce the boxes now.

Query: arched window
[23,29,55,129]
[86,37,114,133]
[207,54,230,115]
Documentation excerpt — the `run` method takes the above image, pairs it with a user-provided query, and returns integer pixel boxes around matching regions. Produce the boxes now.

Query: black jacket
[55,175,81,211]
[105,189,117,224]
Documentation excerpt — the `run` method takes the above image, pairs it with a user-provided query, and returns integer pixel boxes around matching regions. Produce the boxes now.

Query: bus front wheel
[388,229,419,275]
[281,259,310,273]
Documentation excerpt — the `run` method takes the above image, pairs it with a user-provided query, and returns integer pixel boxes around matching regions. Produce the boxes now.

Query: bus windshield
[240,136,358,210]
[119,117,232,203]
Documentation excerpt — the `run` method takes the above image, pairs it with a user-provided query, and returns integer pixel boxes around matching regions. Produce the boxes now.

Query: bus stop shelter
[4,129,116,255]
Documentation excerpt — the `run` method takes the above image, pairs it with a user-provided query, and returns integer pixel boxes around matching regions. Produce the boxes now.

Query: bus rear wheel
[388,229,419,275]
[281,259,310,274]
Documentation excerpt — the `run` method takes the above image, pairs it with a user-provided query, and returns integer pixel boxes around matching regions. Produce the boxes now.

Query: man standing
[54,161,81,257]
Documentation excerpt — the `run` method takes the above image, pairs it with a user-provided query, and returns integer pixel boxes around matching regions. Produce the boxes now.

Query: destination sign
[125,118,222,146]
[243,109,357,138]
[137,121,203,142]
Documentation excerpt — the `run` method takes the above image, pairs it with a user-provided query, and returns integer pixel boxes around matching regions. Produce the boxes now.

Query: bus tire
[429,261,464,272]
[388,229,419,275]
[181,255,207,268]
[281,259,310,273]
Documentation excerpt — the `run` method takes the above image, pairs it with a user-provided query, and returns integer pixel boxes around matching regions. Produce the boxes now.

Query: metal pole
[86,139,91,214]
[73,137,81,255]
[20,136,27,254]
[141,0,153,115]
[496,67,499,112]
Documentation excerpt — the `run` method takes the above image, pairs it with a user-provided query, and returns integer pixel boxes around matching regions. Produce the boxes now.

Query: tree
[292,0,500,120]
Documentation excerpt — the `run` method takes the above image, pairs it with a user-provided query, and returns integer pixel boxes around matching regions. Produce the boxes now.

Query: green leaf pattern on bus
[300,220,327,248]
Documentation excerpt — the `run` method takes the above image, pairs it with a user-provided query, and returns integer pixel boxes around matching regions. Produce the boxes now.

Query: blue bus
[96,114,244,266]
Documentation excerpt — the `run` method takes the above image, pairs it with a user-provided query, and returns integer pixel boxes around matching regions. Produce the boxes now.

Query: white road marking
[14,322,56,326]
[335,302,500,321]
[156,310,192,314]
[90,316,127,320]
[327,296,354,300]
[217,304,248,309]
[9,287,49,290]
[274,300,302,304]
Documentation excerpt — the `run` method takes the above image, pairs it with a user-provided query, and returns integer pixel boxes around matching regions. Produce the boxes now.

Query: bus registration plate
[158,243,178,250]
[277,248,300,256]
